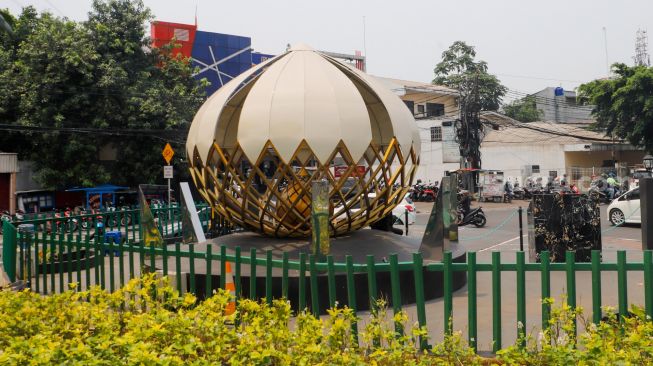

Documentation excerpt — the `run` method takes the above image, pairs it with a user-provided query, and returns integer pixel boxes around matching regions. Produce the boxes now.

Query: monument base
[182,229,467,312]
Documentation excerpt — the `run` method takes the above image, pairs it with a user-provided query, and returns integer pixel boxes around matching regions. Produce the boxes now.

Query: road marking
[479,236,520,252]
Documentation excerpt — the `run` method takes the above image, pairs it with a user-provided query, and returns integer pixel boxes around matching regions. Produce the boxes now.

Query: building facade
[532,87,593,124]
[374,77,460,183]
[480,121,645,190]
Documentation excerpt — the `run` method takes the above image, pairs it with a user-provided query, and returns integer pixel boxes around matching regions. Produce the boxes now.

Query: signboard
[333,165,367,178]
[441,121,460,163]
[163,165,173,179]
[479,171,504,199]
[162,143,175,164]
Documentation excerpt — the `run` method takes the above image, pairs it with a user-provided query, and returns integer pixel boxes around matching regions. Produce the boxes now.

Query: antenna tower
[634,29,651,67]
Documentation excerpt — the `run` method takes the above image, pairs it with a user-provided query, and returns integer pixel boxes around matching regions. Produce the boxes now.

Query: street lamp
[644,154,653,171]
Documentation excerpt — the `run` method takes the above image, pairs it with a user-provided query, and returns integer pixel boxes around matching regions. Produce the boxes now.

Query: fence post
[645,250,653,320]
[443,251,453,335]
[266,250,273,305]
[516,251,526,346]
[565,251,577,338]
[491,251,502,353]
[467,251,477,351]
[345,255,358,344]
[298,252,306,312]
[366,255,377,311]
[412,253,428,351]
[205,245,212,299]
[540,251,551,329]
[281,251,288,299]
[617,250,628,320]
[309,254,319,316]
[389,253,403,336]
[250,248,257,301]
[327,255,336,309]
[591,250,602,324]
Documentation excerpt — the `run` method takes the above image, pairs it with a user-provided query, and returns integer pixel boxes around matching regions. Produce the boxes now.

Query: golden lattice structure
[190,138,417,237]
[186,43,421,238]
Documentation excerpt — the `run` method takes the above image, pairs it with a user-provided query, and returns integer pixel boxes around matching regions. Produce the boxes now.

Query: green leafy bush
[497,298,653,365]
[0,276,651,365]
[0,275,479,365]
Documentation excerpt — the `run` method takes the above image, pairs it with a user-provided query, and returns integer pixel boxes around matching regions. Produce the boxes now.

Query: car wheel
[609,208,625,226]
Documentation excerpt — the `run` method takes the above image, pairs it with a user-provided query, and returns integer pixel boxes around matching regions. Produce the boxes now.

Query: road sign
[163,165,173,179]
[162,143,175,164]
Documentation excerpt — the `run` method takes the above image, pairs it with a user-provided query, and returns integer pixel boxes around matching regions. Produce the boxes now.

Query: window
[628,188,640,201]
[430,126,442,142]
[417,104,425,115]
[571,167,582,180]
[531,165,540,173]
[549,171,557,178]
[403,100,415,115]
[426,103,445,117]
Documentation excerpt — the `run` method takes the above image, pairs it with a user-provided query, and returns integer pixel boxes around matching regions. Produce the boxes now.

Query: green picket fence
[11,204,211,238]
[8,229,653,353]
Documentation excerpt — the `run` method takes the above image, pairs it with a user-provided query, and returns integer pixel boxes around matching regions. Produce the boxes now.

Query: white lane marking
[479,236,520,252]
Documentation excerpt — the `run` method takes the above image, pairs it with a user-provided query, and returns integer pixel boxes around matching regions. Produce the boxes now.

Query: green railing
[7,227,653,353]
[11,204,211,238]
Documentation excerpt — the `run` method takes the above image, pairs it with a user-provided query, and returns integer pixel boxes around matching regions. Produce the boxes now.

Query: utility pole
[456,72,482,190]
[634,28,651,67]
[603,27,610,75]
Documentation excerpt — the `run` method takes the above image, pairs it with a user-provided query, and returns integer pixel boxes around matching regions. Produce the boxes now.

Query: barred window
[430,126,442,142]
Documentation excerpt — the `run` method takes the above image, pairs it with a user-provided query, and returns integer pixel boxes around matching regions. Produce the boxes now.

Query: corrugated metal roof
[0,153,18,173]
[372,76,459,96]
[482,121,613,146]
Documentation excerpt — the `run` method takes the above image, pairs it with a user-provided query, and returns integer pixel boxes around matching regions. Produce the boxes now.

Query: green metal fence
[7,225,653,353]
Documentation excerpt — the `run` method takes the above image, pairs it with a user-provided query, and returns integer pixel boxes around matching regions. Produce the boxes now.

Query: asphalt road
[408,199,643,263]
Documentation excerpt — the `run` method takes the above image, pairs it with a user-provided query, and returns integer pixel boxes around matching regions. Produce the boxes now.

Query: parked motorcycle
[513,183,526,200]
[458,207,487,228]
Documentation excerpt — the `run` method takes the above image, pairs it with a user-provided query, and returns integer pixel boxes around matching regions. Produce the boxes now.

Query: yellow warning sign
[162,143,175,164]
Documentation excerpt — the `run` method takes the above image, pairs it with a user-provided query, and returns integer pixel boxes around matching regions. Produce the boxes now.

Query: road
[407,199,643,262]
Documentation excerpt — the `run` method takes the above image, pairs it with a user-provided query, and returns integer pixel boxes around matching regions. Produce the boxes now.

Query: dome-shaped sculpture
[186,43,421,237]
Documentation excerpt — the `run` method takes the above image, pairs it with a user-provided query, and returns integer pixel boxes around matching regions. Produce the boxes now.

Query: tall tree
[502,96,543,122]
[578,63,653,153]
[2,1,206,189]
[433,41,507,111]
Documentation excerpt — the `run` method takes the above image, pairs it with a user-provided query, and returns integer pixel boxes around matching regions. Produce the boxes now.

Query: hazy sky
[6,0,653,100]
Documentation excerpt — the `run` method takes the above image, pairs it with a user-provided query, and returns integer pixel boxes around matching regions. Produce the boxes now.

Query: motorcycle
[458,207,487,228]
[513,183,526,200]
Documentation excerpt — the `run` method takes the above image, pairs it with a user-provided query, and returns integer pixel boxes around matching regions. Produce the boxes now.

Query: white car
[607,187,641,225]
[392,193,416,225]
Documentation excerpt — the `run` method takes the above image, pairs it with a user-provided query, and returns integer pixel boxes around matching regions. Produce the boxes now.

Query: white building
[480,121,646,188]
[374,76,460,184]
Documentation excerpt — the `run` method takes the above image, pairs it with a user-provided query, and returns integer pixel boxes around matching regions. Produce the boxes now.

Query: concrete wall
[415,118,459,184]
[564,150,646,168]
[480,144,567,184]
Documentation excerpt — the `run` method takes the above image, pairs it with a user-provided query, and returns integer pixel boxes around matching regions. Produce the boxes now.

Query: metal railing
[5,227,653,353]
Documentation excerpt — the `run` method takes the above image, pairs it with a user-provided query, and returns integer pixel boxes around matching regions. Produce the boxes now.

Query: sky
[6,0,653,100]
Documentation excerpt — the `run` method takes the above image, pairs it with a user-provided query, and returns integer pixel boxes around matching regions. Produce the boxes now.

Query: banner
[139,188,163,248]
[442,121,460,163]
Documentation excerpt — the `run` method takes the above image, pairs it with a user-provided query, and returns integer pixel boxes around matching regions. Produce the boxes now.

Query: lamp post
[643,154,653,171]
[642,154,653,250]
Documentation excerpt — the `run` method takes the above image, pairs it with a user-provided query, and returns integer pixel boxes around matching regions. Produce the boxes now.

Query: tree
[578,63,653,154]
[1,1,206,189]
[502,96,543,122]
[433,41,507,111]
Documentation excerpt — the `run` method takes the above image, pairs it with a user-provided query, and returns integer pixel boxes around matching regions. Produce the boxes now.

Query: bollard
[518,207,524,252]
[405,209,409,236]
